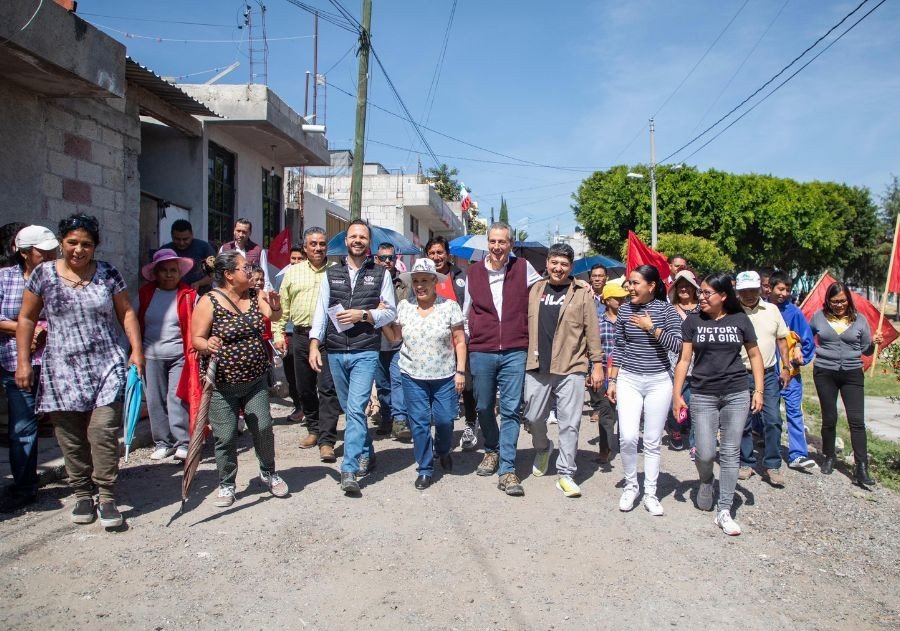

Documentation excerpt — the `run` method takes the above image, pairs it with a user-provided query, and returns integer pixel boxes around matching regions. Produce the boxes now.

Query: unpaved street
[1,403,898,630]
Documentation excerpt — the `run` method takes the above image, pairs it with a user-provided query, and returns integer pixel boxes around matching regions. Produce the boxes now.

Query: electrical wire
[325,79,605,172]
[676,0,888,163]
[280,0,359,33]
[321,43,356,76]
[661,0,874,164]
[652,0,750,119]
[688,0,790,136]
[78,12,236,27]
[89,22,313,44]
[421,0,458,127]
[0,0,43,49]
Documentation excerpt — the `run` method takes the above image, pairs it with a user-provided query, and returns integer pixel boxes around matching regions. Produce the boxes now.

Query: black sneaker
[358,453,376,477]
[71,498,96,524]
[97,501,123,528]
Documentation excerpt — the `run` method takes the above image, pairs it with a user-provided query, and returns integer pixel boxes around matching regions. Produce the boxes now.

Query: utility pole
[349,0,372,220]
[649,117,658,248]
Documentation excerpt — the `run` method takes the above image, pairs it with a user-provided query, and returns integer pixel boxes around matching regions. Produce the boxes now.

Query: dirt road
[1,404,898,630]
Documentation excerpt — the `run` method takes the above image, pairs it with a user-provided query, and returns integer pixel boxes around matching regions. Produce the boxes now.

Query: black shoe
[855,460,875,486]
[0,491,37,513]
[414,475,431,490]
[97,501,123,528]
[438,453,453,472]
[358,453,376,477]
[340,472,360,495]
[71,498,96,524]
[821,457,834,475]
[375,424,392,436]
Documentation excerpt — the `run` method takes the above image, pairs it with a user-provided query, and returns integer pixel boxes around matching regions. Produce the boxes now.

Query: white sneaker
[237,414,246,434]
[460,424,478,451]
[150,447,175,461]
[214,485,235,508]
[260,471,289,497]
[643,495,664,516]
[532,440,553,477]
[619,488,638,512]
[716,509,742,536]
[547,410,558,425]
[173,447,188,461]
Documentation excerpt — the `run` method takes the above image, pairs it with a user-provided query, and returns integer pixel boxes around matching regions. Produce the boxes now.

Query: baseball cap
[602,283,630,300]
[15,225,59,251]
[735,271,761,290]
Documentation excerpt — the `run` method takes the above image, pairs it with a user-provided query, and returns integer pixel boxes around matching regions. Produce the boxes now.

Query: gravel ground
[0,402,898,630]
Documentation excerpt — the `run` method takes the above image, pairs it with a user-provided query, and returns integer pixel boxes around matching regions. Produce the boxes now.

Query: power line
[661,0,874,163]
[611,0,750,165]
[688,0,790,136]
[421,0,458,127]
[90,22,313,44]
[324,79,605,172]
[369,46,442,169]
[78,12,236,27]
[677,0,888,163]
[652,0,750,118]
[280,0,358,33]
[321,43,356,76]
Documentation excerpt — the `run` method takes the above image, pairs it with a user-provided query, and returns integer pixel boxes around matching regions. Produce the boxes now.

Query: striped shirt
[273,260,332,337]
[612,299,683,374]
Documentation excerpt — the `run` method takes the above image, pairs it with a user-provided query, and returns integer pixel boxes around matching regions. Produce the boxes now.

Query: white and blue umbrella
[327,225,420,256]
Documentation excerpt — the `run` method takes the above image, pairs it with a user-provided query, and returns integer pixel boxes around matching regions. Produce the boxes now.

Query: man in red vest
[464,223,542,496]
[219,218,272,289]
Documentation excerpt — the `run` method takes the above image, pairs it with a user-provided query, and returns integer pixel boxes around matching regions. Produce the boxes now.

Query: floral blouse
[397,297,463,380]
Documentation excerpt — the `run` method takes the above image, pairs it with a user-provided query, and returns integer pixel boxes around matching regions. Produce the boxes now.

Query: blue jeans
[469,350,526,476]
[376,349,407,423]
[782,375,808,461]
[741,368,783,470]
[1,366,40,497]
[402,374,456,477]
[328,350,379,474]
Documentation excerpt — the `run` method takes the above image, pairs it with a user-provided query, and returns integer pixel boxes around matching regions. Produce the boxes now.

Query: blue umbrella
[571,254,625,277]
[327,225,421,256]
[123,364,144,462]
[449,235,549,264]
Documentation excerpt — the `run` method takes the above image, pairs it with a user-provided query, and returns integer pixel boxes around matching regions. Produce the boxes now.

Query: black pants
[292,330,342,446]
[589,384,618,452]
[813,365,867,461]
[282,333,300,409]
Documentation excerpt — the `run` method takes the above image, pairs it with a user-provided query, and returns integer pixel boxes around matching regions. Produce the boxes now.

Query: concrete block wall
[0,79,141,287]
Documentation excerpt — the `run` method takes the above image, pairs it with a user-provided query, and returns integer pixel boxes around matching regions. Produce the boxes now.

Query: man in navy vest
[219,218,272,289]
[309,220,397,495]
[464,222,542,496]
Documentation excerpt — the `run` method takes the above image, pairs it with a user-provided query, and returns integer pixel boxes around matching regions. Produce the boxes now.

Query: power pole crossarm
[349,0,372,221]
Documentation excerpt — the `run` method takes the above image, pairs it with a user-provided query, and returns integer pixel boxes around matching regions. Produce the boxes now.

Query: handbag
[210,289,280,387]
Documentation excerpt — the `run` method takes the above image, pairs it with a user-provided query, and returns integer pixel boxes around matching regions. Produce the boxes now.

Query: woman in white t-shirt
[390,258,467,490]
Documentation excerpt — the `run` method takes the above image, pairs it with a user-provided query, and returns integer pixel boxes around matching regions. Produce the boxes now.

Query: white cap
[735,270,761,290]
[15,225,59,251]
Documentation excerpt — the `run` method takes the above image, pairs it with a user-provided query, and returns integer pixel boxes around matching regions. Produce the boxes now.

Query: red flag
[268,227,292,271]
[887,216,900,293]
[626,231,671,288]
[435,275,458,302]
[801,273,898,370]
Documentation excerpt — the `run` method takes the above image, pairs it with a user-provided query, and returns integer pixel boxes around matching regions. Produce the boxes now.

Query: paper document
[327,304,353,332]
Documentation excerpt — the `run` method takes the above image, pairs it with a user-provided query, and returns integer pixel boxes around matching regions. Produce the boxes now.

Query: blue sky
[82,0,900,239]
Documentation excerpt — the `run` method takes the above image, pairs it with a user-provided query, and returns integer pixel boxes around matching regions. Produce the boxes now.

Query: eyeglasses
[828,298,849,305]
[699,290,718,299]
[377,254,396,262]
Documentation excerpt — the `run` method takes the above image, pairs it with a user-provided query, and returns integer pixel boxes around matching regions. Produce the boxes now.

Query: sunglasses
[377,254,396,262]
[65,215,99,232]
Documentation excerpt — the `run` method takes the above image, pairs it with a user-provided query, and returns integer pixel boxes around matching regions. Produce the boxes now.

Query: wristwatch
[361,310,369,323]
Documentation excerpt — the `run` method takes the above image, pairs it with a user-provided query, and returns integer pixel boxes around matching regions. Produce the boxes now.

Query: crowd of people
[0,215,884,536]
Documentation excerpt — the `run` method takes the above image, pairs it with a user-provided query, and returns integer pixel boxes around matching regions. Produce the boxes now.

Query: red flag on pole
[887,215,900,293]
[800,272,898,371]
[626,230,671,288]
[268,227,292,271]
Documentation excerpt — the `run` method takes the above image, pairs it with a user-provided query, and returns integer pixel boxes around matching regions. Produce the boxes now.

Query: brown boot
[319,444,336,463]
[299,433,319,449]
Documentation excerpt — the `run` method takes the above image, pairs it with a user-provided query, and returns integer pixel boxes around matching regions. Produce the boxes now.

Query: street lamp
[624,118,662,247]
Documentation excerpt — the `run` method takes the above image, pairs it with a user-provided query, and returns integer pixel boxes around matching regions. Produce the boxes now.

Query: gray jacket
[808,310,874,371]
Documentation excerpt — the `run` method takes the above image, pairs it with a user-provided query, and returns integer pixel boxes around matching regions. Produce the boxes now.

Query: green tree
[657,233,735,276]
[499,196,509,224]
[428,163,460,201]
[573,165,878,279]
